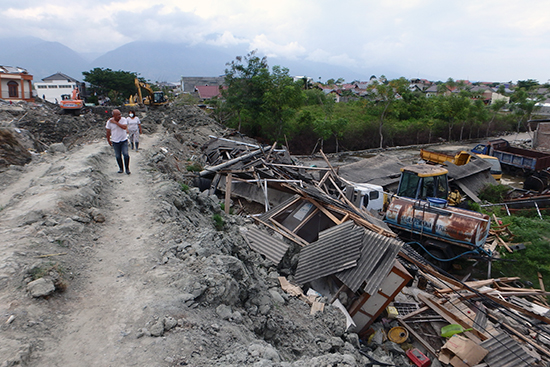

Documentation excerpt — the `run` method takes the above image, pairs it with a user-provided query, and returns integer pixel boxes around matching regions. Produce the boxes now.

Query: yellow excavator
[126,78,168,107]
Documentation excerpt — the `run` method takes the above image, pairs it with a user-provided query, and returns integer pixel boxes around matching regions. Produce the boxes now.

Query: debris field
[0,98,549,366]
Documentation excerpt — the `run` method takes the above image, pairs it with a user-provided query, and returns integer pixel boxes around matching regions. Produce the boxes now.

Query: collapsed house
[198,135,550,366]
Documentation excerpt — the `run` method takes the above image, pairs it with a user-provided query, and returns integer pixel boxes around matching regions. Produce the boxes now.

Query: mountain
[0,37,89,80]
[91,41,374,83]
[0,37,388,84]
[90,41,248,82]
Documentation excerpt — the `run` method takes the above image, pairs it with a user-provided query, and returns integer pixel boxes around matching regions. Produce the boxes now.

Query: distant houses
[0,65,34,102]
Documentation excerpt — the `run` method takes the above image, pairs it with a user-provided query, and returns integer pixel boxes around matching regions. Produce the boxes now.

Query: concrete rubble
[0,99,549,366]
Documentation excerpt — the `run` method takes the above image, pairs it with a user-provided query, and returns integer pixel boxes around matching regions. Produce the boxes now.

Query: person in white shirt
[105,109,131,174]
[127,110,143,151]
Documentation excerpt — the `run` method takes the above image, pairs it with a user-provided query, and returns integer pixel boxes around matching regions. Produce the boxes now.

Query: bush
[479,184,512,203]
[179,182,189,193]
[186,162,202,172]
[212,213,224,231]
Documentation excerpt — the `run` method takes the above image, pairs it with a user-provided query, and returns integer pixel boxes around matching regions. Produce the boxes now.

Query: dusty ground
[0,103,385,367]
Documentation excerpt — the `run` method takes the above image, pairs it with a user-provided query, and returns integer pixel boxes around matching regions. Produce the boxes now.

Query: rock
[149,320,165,337]
[269,289,285,305]
[163,316,177,331]
[27,277,55,297]
[216,304,233,320]
[49,142,67,153]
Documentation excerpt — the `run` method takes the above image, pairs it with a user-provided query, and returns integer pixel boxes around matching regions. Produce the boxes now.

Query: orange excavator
[59,87,84,115]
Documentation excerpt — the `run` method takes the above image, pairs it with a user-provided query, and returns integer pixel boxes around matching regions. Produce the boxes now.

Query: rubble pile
[1,99,550,366]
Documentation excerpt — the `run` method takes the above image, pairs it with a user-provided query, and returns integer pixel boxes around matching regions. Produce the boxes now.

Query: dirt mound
[0,128,32,167]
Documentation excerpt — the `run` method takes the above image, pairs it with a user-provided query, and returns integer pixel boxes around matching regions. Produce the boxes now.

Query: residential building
[194,85,225,100]
[181,76,224,93]
[0,65,33,102]
[33,72,84,103]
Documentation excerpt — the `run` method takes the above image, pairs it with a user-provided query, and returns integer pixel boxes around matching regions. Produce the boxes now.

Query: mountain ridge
[1,37,390,83]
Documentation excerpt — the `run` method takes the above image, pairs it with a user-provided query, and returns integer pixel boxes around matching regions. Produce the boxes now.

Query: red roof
[195,85,223,99]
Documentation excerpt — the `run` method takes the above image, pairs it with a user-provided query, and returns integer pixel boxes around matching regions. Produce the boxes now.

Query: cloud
[3,0,550,81]
[206,31,247,47]
[249,34,306,59]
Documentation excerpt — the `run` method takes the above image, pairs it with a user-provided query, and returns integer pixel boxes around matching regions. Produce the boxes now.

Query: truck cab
[344,183,385,213]
[397,165,449,201]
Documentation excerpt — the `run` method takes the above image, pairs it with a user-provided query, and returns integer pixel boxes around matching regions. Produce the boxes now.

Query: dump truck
[420,149,502,180]
[471,138,550,173]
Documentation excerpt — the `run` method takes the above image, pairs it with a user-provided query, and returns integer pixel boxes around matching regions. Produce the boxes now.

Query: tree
[511,87,544,132]
[261,65,304,141]
[367,77,409,148]
[82,68,138,105]
[222,51,270,134]
[486,99,507,137]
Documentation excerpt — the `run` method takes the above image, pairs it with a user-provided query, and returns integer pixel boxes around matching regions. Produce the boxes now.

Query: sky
[2,0,550,83]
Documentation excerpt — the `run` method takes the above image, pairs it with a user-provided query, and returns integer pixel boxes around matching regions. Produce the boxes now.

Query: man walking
[105,109,131,174]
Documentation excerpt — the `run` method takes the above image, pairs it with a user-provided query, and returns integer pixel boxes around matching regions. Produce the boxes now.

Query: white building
[34,72,82,103]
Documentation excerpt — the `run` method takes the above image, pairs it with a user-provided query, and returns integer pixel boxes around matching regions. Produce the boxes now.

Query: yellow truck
[420,149,502,181]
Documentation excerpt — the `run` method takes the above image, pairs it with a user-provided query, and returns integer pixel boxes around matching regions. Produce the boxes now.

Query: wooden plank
[208,172,221,195]
[291,207,319,234]
[305,197,343,225]
[496,234,513,253]
[268,218,310,247]
[224,173,232,214]
[483,293,550,324]
[397,319,437,357]
[252,217,307,247]
[418,294,486,342]
[438,277,521,294]
[399,306,430,321]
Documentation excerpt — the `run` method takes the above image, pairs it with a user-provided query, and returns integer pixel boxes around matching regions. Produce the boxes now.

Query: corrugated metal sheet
[294,221,364,284]
[336,231,403,294]
[480,332,536,367]
[244,227,290,264]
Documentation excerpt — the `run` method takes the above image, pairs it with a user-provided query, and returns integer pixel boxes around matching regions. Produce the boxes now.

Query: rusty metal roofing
[294,221,364,285]
[243,227,289,264]
[336,230,403,294]
[480,332,536,367]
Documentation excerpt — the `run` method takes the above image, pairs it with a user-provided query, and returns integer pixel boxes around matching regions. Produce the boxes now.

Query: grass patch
[186,162,202,172]
[492,213,550,286]
[220,202,233,214]
[212,213,224,231]
[179,182,189,193]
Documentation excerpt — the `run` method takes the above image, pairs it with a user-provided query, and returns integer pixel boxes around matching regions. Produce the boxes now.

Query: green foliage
[478,184,512,203]
[220,51,305,141]
[212,213,224,231]
[214,55,525,153]
[179,182,189,193]
[82,67,139,105]
[220,203,234,214]
[492,214,550,285]
[29,262,64,281]
[186,162,202,172]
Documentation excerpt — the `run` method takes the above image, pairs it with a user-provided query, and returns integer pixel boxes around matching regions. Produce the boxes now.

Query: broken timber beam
[418,294,487,342]
[199,149,262,176]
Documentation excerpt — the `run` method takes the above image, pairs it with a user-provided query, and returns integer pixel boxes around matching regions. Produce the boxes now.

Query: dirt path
[0,132,184,366]
[38,135,168,366]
